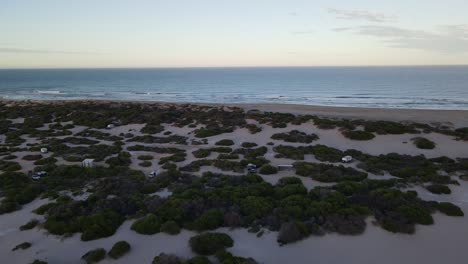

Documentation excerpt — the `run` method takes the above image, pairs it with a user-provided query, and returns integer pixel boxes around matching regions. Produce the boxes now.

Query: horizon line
[1,64,468,70]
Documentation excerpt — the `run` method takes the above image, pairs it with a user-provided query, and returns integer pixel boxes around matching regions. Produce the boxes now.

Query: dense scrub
[413,137,436,149]
[294,162,368,182]
[189,232,234,255]
[108,241,131,259]
[82,248,106,263]
[271,130,319,143]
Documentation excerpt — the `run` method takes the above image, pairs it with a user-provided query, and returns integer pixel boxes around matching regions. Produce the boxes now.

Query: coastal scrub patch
[108,241,131,259]
[426,184,451,194]
[413,137,436,149]
[189,232,234,255]
[342,130,375,141]
[437,202,464,216]
[215,139,235,146]
[271,130,319,143]
[19,219,39,231]
[82,248,106,264]
[12,242,32,251]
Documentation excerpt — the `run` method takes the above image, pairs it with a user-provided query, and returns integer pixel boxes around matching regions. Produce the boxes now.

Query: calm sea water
[1,66,468,109]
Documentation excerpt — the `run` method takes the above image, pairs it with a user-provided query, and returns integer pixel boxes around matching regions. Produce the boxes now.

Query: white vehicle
[148,170,160,178]
[341,155,353,163]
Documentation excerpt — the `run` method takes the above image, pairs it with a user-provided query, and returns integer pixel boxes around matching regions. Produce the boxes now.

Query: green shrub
[342,130,375,141]
[215,139,234,146]
[12,242,31,251]
[271,130,318,143]
[241,142,258,148]
[294,162,367,182]
[19,219,39,231]
[189,232,234,255]
[108,241,131,259]
[246,124,262,134]
[137,155,153,160]
[259,164,278,175]
[22,154,43,161]
[426,184,451,194]
[30,260,48,264]
[217,153,239,160]
[131,214,161,235]
[141,124,164,134]
[63,156,82,162]
[193,149,211,158]
[33,202,57,215]
[152,253,182,264]
[193,209,224,231]
[413,137,436,149]
[80,211,125,241]
[160,220,181,234]
[437,202,464,216]
[81,248,106,263]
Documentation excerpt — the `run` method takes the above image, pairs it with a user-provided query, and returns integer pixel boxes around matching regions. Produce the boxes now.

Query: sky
[1,0,468,68]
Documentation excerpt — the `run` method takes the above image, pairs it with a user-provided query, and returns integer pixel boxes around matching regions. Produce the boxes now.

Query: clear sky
[1,0,468,68]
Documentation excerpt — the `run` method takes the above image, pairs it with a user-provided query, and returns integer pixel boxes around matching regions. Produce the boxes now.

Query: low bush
[437,202,464,216]
[137,155,153,160]
[426,184,451,194]
[215,139,234,146]
[189,232,234,255]
[141,124,164,134]
[22,154,43,161]
[19,219,39,231]
[342,130,375,141]
[241,142,258,148]
[30,260,48,264]
[294,162,367,182]
[12,242,32,251]
[81,248,106,264]
[413,137,436,149]
[108,241,131,259]
[259,164,278,175]
[271,130,318,143]
[160,220,181,235]
[131,214,161,235]
[217,153,239,160]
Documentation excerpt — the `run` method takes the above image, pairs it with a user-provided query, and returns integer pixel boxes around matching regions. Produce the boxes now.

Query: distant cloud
[328,8,396,23]
[334,24,468,53]
[0,48,104,55]
[289,11,298,16]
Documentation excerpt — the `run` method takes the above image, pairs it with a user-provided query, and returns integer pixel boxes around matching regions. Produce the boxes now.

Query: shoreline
[2,98,468,127]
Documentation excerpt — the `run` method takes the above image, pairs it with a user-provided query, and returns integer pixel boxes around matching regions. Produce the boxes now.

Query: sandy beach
[1,100,468,264]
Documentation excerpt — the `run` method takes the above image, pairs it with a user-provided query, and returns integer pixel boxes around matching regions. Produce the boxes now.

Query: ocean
[1,66,468,109]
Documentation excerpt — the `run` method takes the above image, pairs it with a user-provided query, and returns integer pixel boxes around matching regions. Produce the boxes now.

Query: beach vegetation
[413,137,436,149]
[81,248,106,263]
[342,130,375,141]
[437,202,464,216]
[215,139,235,146]
[271,130,319,143]
[12,242,32,251]
[19,219,39,230]
[189,232,234,255]
[426,184,451,194]
[160,220,181,234]
[259,164,278,175]
[108,241,131,259]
